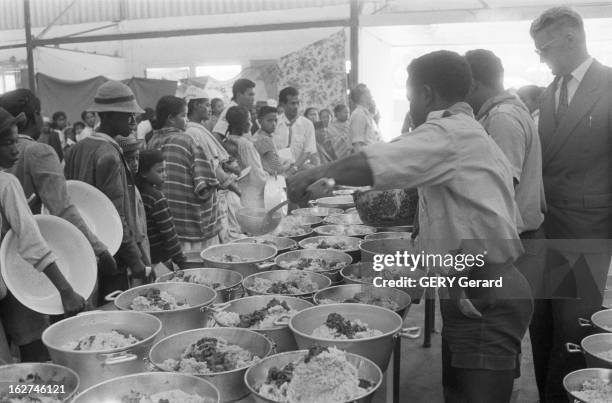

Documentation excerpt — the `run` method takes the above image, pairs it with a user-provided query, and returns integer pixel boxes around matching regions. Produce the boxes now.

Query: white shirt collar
[570,57,593,84]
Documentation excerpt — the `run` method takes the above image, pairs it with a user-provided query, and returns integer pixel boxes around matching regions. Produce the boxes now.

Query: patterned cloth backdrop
[277,30,348,111]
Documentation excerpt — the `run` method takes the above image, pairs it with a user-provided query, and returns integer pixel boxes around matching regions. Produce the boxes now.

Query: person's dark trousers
[529,249,606,402]
[96,255,129,307]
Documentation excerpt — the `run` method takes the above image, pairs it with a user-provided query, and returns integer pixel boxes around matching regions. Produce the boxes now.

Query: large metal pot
[42,311,161,391]
[108,282,217,338]
[275,249,353,284]
[245,349,383,403]
[72,372,220,403]
[289,303,420,371]
[156,268,243,303]
[314,284,412,318]
[563,368,612,403]
[566,333,612,369]
[242,270,332,301]
[212,295,313,353]
[299,235,362,262]
[149,327,274,402]
[578,309,612,334]
[0,363,79,402]
[201,243,277,278]
[232,236,298,255]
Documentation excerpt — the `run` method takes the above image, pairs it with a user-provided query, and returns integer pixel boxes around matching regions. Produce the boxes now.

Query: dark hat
[0,107,26,134]
[89,81,144,114]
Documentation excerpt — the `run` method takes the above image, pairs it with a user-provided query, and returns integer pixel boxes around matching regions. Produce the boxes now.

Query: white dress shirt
[555,57,593,110]
[273,114,317,162]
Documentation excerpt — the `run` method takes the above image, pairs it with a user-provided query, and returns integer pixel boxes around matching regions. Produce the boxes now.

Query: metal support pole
[349,0,360,90]
[23,0,36,92]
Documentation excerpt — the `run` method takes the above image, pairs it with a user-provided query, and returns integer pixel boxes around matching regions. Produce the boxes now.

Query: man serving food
[287,50,533,402]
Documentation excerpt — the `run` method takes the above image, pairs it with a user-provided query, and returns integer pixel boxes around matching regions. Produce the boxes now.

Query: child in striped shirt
[136,150,187,271]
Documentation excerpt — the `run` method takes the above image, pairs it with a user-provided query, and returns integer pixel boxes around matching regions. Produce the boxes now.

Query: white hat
[184,86,210,103]
[88,81,144,114]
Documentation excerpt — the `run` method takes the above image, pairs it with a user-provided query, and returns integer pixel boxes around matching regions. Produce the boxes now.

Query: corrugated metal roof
[1,0,350,31]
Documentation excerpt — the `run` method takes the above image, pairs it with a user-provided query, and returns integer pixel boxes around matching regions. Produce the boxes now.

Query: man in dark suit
[530,7,612,402]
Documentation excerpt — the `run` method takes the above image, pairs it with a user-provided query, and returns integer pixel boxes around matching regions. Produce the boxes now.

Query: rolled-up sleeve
[191,143,220,200]
[364,122,457,190]
[484,113,525,182]
[29,144,107,255]
[0,174,57,271]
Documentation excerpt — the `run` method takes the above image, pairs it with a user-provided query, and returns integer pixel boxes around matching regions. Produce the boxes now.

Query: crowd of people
[0,5,609,403]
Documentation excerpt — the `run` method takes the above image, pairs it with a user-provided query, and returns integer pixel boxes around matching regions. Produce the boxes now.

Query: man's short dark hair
[407,50,472,103]
[187,99,206,116]
[0,89,41,131]
[530,7,584,38]
[232,79,256,100]
[333,104,348,115]
[350,84,368,105]
[464,49,504,89]
[279,87,299,105]
[139,149,164,175]
[52,111,66,122]
[73,121,86,131]
[257,106,277,120]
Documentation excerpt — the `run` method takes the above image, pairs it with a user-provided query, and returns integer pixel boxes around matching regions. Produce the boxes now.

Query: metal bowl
[324,213,364,226]
[42,311,162,391]
[149,327,274,402]
[314,284,412,317]
[72,372,220,403]
[109,282,217,338]
[292,207,343,217]
[287,214,324,227]
[364,231,412,241]
[289,303,418,371]
[566,333,612,369]
[563,368,612,403]
[603,288,612,309]
[275,249,353,283]
[578,309,612,334]
[212,295,313,353]
[315,224,377,239]
[201,243,278,278]
[157,268,243,303]
[236,207,282,236]
[299,235,362,262]
[0,363,79,402]
[353,188,418,227]
[313,196,355,210]
[242,270,332,301]
[232,236,298,255]
[244,349,383,403]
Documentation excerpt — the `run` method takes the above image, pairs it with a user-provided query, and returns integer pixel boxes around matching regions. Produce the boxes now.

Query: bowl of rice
[156,268,243,303]
[299,236,362,262]
[71,372,220,403]
[233,236,299,255]
[289,303,416,371]
[201,243,278,278]
[242,270,332,301]
[564,368,612,403]
[213,295,313,353]
[149,327,274,402]
[0,363,79,402]
[566,333,612,369]
[314,284,412,317]
[275,249,353,284]
[271,217,316,241]
[109,282,217,338]
[42,311,162,391]
[245,347,383,403]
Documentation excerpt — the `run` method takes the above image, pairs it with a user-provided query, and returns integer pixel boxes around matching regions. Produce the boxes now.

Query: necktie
[556,74,572,125]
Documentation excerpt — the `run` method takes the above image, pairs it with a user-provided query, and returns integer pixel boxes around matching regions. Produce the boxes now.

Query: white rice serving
[120,389,216,403]
[130,289,189,311]
[63,330,139,351]
[312,313,383,340]
[573,378,612,403]
[250,271,319,295]
[214,299,297,329]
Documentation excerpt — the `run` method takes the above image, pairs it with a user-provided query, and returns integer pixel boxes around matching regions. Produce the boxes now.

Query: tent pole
[349,0,360,90]
[23,0,36,93]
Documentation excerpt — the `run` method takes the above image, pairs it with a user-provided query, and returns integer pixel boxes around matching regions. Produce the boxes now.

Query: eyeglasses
[534,37,561,56]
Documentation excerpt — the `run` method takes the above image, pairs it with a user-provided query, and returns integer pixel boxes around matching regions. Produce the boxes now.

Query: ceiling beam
[36,0,80,39]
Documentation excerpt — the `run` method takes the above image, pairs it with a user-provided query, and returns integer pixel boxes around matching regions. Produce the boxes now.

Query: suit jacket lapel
[543,61,605,167]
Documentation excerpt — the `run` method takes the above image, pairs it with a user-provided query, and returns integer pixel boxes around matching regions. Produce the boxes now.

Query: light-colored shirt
[0,171,57,272]
[136,121,152,141]
[364,102,523,262]
[213,101,239,136]
[555,57,594,109]
[76,126,94,142]
[185,121,235,189]
[477,92,546,233]
[349,105,382,146]
[273,114,317,163]
[228,134,268,209]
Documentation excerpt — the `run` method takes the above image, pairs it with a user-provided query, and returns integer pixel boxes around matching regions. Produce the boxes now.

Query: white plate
[237,166,252,181]
[0,215,97,314]
[42,180,122,255]
[264,176,288,216]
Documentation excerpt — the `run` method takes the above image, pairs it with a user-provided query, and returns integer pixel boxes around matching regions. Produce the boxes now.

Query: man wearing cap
[65,81,147,303]
[0,107,86,362]
[184,86,241,242]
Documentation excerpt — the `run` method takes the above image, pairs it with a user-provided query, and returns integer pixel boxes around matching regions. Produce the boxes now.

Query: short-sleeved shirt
[212,101,238,136]
[349,105,382,146]
[273,115,317,163]
[364,102,523,262]
[477,92,546,233]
